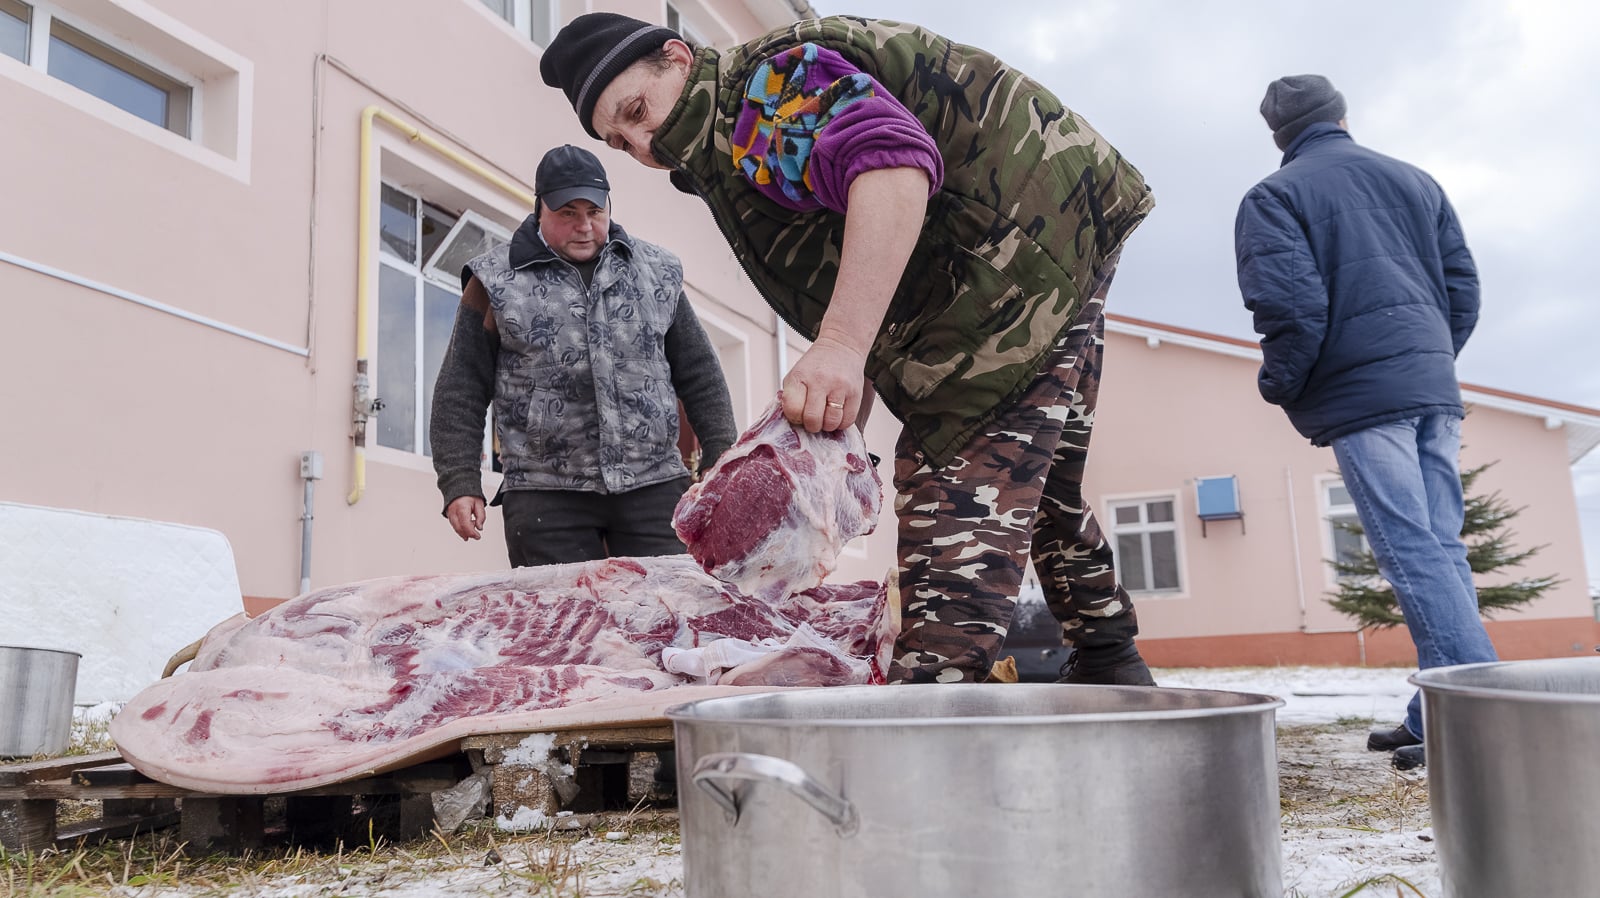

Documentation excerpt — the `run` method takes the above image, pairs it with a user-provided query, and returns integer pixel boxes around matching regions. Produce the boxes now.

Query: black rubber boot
[1393,744,1426,771]
[1367,724,1422,752]
[1056,641,1157,686]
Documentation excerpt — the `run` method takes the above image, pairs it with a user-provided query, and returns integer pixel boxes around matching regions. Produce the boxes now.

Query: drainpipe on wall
[299,451,323,595]
[346,104,536,505]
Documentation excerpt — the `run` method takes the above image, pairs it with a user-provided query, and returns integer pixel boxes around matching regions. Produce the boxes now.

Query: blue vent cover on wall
[1195,475,1244,536]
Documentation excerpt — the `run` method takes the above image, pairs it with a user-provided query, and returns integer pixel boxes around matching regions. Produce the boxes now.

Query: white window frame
[1317,475,1371,586]
[1105,492,1187,598]
[367,136,527,482]
[0,0,251,179]
[423,210,512,288]
[470,0,559,48]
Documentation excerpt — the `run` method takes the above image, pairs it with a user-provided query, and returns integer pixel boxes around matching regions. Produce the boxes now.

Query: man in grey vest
[430,144,737,567]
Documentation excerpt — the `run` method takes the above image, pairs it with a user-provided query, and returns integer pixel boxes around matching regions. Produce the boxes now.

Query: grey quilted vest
[467,225,688,493]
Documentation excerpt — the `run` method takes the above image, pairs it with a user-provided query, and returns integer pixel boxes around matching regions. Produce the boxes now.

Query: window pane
[529,0,555,46]
[1117,534,1147,591]
[1147,500,1174,523]
[376,265,418,452]
[478,0,513,22]
[1150,531,1180,590]
[0,0,27,64]
[419,202,459,270]
[430,221,504,282]
[380,184,417,263]
[420,282,459,457]
[49,31,169,129]
[1331,512,1365,568]
[1113,504,1141,526]
[1328,484,1351,507]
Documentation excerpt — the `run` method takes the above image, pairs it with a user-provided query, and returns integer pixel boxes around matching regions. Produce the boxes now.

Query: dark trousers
[499,477,691,567]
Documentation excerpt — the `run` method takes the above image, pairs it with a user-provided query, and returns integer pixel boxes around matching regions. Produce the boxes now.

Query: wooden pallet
[1,725,679,855]
[462,723,677,820]
[0,751,469,855]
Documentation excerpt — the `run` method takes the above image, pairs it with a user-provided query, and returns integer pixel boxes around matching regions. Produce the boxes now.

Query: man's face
[538,198,609,263]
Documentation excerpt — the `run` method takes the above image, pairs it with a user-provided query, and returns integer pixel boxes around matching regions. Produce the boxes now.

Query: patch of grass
[1335,873,1428,896]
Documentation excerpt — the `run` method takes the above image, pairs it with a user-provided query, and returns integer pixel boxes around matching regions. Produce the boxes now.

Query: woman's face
[591,40,694,170]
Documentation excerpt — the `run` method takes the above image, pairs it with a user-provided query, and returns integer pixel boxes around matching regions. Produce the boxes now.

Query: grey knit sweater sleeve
[429,276,498,512]
[664,292,737,472]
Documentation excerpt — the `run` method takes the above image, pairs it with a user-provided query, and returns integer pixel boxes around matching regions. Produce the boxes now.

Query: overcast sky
[813,0,1600,592]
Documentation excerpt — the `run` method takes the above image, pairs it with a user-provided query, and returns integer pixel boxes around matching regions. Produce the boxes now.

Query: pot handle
[691,752,858,836]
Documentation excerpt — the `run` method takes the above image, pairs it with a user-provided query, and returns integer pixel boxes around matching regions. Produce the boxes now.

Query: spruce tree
[1326,460,1562,629]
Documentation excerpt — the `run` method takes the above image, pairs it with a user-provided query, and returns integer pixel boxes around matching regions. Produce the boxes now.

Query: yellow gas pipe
[348,105,535,504]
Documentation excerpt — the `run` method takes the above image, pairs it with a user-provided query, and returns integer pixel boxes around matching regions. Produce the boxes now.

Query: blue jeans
[1331,414,1498,737]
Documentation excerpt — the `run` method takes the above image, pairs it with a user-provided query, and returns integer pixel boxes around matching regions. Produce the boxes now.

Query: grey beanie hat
[1260,75,1347,151]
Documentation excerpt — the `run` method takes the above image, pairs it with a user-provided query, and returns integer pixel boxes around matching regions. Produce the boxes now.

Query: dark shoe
[1056,642,1157,686]
[1367,724,1422,752]
[1393,744,1426,771]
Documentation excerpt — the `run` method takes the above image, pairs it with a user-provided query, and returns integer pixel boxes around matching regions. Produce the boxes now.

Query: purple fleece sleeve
[731,43,943,214]
[808,92,943,213]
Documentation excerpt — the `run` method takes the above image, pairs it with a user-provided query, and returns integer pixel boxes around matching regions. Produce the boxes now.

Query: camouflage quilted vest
[651,16,1154,466]
[468,226,689,493]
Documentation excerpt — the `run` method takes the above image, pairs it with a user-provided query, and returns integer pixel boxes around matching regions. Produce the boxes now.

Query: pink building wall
[1087,320,1598,664]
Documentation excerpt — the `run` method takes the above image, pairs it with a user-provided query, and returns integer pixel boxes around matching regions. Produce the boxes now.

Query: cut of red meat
[674,395,882,601]
[110,556,894,793]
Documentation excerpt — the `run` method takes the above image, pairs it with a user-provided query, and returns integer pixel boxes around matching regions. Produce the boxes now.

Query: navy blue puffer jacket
[1234,122,1478,446]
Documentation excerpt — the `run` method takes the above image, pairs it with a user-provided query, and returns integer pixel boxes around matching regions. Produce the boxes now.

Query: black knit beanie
[540,13,680,140]
[1260,75,1347,151]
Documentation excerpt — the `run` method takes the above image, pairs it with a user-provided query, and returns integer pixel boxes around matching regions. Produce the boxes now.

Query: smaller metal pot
[1413,657,1600,898]
[0,645,81,757]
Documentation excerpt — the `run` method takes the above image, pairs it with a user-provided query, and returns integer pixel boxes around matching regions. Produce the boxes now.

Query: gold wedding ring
[826,401,845,409]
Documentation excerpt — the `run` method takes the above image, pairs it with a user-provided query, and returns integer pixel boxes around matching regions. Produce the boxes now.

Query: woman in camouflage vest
[541,14,1158,685]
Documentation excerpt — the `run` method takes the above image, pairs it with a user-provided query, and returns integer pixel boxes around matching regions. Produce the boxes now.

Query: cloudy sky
[812,0,1600,592]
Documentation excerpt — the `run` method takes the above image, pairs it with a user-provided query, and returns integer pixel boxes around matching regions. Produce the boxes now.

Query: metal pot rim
[0,644,83,658]
[665,683,1284,726]
[1410,657,1600,703]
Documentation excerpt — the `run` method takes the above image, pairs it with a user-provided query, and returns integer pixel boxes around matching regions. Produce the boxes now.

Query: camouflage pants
[888,271,1138,684]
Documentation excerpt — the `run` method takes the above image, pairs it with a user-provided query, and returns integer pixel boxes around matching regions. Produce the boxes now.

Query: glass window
[376,263,418,453]
[666,2,709,46]
[419,201,459,269]
[528,0,555,46]
[1109,496,1183,594]
[424,211,509,286]
[478,0,513,23]
[0,0,29,64]
[420,282,459,456]
[1324,479,1369,577]
[379,184,418,263]
[375,181,502,460]
[46,19,190,136]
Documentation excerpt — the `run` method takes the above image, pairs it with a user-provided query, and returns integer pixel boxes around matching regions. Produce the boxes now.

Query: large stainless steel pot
[1412,657,1600,898]
[0,645,80,757]
[667,684,1283,897]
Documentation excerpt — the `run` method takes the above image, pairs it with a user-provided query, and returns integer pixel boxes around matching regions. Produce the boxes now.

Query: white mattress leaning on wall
[0,501,242,704]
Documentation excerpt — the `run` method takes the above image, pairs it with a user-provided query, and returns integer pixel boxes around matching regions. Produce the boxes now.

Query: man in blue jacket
[1234,75,1497,771]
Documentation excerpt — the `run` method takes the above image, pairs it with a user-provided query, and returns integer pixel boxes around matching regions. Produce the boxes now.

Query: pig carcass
[111,556,893,793]
[673,395,882,601]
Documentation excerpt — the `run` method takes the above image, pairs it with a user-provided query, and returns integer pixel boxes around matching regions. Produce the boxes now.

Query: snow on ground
[1154,664,1416,725]
[82,666,1442,898]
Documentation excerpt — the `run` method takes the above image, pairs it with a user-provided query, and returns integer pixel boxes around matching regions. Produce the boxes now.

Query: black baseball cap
[536,144,610,209]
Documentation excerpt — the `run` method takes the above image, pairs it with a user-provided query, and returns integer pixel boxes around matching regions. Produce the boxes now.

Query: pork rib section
[110,556,893,793]
[673,395,882,601]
